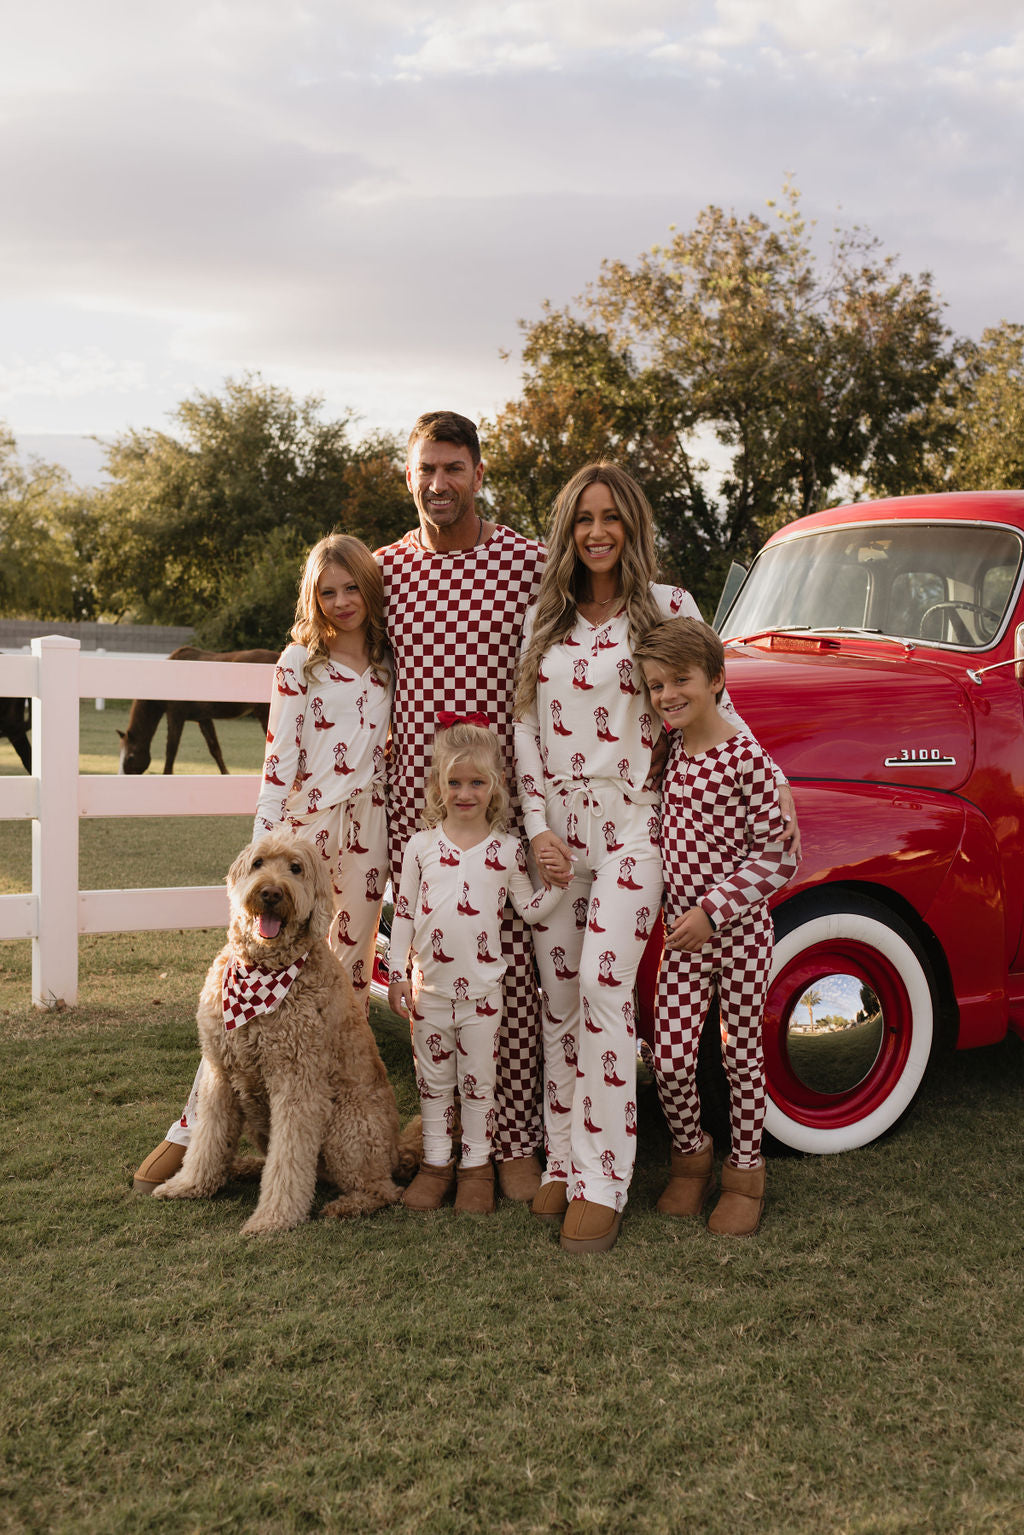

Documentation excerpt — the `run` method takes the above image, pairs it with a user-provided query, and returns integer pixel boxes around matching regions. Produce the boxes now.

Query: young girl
[132,534,392,1193]
[388,718,565,1215]
[253,532,392,1009]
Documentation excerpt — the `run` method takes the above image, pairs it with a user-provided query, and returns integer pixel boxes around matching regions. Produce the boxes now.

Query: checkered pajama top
[660,731,798,933]
[377,526,547,865]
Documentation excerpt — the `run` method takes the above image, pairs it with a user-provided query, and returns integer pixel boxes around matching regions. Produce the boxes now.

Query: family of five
[134,409,799,1254]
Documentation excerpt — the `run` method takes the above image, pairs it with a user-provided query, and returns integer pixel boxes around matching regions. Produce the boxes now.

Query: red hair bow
[436,711,490,730]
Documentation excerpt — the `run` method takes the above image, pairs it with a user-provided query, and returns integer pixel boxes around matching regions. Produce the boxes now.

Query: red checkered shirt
[377,525,546,862]
[660,732,797,932]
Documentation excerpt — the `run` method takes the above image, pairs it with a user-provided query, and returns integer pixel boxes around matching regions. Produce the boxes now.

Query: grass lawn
[2,711,1024,1532]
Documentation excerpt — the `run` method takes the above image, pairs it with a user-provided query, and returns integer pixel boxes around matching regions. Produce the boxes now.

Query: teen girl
[514,463,797,1253]
[132,533,392,1192]
[253,532,392,1008]
[388,719,565,1215]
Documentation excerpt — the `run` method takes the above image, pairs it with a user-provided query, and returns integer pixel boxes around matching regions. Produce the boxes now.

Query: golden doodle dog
[154,832,420,1234]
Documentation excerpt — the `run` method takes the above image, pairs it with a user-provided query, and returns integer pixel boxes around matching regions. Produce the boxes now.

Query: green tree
[90,376,409,645]
[482,310,724,605]
[943,322,1024,489]
[487,186,956,611]
[802,987,823,1030]
[593,185,954,536]
[0,427,84,620]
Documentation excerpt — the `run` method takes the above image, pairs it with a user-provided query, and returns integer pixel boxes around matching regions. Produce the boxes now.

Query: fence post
[32,636,80,1007]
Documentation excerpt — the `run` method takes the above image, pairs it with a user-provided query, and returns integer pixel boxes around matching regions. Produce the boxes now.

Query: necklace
[585,592,620,608]
[421,513,484,554]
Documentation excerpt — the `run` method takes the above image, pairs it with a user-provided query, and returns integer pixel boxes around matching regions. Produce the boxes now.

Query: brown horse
[0,697,31,771]
[118,647,279,775]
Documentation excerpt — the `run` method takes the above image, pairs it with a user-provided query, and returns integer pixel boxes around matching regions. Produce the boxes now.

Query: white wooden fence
[0,636,274,1007]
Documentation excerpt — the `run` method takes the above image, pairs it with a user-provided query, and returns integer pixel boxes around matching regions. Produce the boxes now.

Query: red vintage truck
[715,489,1024,1153]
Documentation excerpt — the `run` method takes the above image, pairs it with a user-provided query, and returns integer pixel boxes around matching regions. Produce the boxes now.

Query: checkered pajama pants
[380,526,547,1164]
[412,986,502,1168]
[653,907,774,1169]
[165,798,387,1146]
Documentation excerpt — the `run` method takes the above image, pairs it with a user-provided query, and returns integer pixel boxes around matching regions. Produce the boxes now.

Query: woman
[514,463,795,1254]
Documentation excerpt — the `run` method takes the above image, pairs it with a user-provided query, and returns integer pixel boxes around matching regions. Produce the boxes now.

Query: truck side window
[982,565,1016,615]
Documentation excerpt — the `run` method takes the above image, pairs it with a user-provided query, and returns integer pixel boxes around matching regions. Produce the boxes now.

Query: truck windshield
[721,521,1023,650]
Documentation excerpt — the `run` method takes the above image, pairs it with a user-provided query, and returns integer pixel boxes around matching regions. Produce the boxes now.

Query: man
[378,411,548,1200]
[134,411,549,1202]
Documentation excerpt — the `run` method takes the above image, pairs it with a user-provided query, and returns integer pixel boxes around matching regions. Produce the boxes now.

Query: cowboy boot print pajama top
[254,641,392,1010]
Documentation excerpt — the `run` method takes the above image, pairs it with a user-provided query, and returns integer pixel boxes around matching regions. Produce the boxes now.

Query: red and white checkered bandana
[222,954,308,1030]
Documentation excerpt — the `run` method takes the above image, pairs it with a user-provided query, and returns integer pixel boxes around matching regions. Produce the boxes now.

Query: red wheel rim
[762,937,913,1130]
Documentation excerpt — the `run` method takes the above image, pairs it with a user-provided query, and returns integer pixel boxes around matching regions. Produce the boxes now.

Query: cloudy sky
[4,0,1023,461]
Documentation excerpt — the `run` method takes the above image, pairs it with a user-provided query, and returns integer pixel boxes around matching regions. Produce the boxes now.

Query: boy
[635,618,798,1236]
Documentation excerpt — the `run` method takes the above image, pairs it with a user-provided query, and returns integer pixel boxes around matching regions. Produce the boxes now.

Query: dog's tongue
[258,913,283,940]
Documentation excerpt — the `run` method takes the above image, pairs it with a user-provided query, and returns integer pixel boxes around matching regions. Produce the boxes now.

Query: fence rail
[0,636,274,1006]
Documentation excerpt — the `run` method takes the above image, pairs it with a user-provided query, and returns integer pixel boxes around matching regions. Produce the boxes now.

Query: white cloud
[1,0,1022,440]
[702,0,1024,61]
[0,350,147,404]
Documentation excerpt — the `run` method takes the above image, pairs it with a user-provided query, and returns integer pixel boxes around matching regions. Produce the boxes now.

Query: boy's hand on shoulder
[665,907,714,952]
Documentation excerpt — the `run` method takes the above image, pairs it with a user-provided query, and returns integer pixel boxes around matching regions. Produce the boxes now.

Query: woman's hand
[531,830,574,889]
[778,783,802,860]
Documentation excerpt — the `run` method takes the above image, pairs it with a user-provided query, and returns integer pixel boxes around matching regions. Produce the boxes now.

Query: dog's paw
[150,1176,185,1200]
[321,1184,400,1220]
[240,1209,305,1236]
[151,1176,208,1201]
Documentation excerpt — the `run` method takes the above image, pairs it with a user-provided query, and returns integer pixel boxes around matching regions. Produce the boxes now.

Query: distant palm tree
[802,986,823,1030]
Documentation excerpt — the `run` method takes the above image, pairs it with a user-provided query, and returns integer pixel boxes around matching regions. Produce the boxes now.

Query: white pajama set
[377,526,548,1162]
[388,829,565,1167]
[164,643,391,1147]
[515,584,761,1213]
[655,733,797,1169]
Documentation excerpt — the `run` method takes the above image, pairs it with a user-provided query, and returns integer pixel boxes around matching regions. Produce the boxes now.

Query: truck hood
[722,641,976,791]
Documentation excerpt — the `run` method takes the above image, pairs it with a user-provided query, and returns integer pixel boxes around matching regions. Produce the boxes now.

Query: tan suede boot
[455,1161,496,1215]
[559,1197,623,1254]
[401,1158,456,1211]
[531,1178,569,1225]
[657,1136,716,1219]
[497,1152,542,1202]
[132,1139,186,1194]
[707,1157,766,1236]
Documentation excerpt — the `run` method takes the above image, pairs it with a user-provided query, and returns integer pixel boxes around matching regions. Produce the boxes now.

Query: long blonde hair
[423,722,509,832]
[515,463,662,715]
[291,534,391,686]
